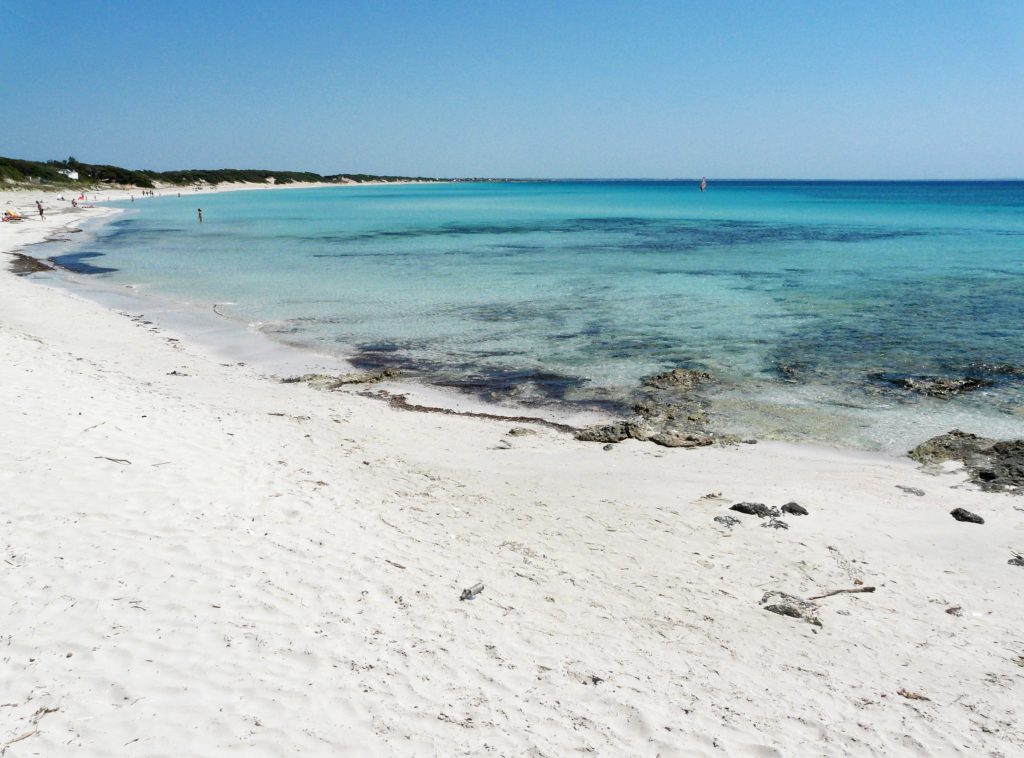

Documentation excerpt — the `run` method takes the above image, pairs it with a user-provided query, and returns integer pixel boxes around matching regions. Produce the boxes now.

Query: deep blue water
[58,181,1024,449]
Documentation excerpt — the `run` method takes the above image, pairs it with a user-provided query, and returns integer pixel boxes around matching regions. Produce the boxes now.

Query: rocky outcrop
[574,419,719,448]
[282,367,400,390]
[950,508,984,524]
[781,502,808,516]
[984,439,1024,492]
[908,429,989,466]
[577,365,727,448]
[575,364,743,449]
[908,430,1024,493]
[730,502,779,518]
[575,421,645,444]
[648,431,714,448]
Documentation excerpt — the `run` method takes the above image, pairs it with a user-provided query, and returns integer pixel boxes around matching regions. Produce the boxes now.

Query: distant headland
[0,155,497,189]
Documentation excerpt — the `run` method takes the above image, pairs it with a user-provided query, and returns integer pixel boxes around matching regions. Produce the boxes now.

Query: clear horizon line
[499,176,1024,182]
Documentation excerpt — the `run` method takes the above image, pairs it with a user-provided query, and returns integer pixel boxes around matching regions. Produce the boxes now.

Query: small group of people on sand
[2,201,45,222]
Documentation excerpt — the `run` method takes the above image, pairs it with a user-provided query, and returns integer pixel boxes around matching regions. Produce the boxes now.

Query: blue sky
[2,1,1022,178]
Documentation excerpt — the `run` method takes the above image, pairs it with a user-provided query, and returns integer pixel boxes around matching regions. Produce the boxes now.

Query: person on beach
[198,208,203,223]
[36,201,44,219]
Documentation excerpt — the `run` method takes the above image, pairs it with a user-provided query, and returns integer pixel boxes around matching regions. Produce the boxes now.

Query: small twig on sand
[376,514,441,547]
[384,559,407,569]
[1,706,58,754]
[95,456,131,465]
[809,586,876,600]
[2,729,38,753]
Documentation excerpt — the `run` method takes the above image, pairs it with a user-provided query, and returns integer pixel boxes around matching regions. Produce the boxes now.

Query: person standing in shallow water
[700,176,707,192]
[197,208,203,223]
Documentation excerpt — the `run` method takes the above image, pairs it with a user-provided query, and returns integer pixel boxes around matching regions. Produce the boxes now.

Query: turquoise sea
[55,181,1024,450]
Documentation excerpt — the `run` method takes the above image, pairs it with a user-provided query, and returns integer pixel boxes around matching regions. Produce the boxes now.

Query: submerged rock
[908,430,1024,493]
[967,362,1024,377]
[781,502,808,516]
[730,502,780,518]
[713,515,741,529]
[879,375,993,398]
[760,591,822,627]
[761,518,789,529]
[641,367,712,392]
[1009,553,1024,567]
[950,507,984,524]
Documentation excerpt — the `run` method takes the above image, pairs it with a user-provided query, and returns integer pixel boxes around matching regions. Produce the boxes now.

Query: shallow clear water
[59,181,1024,450]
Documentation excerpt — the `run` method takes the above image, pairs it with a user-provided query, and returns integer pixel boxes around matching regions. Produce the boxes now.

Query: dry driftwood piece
[808,586,876,600]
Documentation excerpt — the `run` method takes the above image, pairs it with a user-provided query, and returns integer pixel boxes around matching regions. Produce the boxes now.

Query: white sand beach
[1,192,1022,756]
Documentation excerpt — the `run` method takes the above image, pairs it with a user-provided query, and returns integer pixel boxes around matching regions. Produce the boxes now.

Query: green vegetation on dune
[0,155,448,188]
[0,157,83,185]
